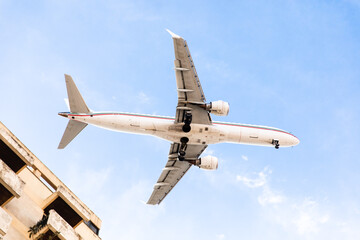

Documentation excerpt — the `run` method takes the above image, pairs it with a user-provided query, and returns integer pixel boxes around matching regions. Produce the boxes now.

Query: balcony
[0,159,25,206]
[0,207,12,237]
[33,210,79,240]
[43,186,91,228]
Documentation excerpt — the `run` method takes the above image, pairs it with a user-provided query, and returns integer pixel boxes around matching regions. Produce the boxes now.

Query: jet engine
[198,156,218,170]
[206,100,229,116]
[186,156,218,170]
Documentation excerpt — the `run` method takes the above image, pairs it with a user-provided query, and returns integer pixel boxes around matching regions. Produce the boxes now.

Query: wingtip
[166,29,182,39]
[64,74,73,81]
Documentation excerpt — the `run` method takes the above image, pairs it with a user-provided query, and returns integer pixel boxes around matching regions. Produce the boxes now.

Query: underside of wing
[147,143,207,205]
[167,30,212,125]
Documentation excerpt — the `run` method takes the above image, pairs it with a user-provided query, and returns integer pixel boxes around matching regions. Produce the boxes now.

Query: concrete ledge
[0,160,25,198]
[57,186,90,222]
[0,127,34,166]
[0,207,12,236]
[34,210,80,240]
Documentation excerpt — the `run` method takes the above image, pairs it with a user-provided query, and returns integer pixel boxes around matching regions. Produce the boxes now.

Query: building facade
[0,122,102,240]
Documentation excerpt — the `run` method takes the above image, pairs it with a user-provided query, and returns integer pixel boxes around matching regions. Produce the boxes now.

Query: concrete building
[0,121,102,240]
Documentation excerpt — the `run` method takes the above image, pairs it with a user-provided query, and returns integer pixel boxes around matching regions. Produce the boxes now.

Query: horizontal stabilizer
[65,74,90,113]
[58,120,87,149]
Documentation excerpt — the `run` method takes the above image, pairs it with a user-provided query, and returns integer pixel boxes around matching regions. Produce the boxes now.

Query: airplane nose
[292,135,300,146]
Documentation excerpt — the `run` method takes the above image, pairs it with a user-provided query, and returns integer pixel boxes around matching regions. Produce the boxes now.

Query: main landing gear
[178,137,189,161]
[182,112,192,133]
[272,139,280,149]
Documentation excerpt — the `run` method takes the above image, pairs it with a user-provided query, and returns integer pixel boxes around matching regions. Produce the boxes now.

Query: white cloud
[137,91,150,104]
[261,198,332,238]
[236,167,269,188]
[216,233,226,240]
[237,167,285,206]
[258,186,286,206]
[241,155,248,161]
[292,199,330,235]
[236,167,333,236]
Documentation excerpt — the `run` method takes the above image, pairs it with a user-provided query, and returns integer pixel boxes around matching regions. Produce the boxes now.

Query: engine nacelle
[207,100,229,116]
[199,156,218,170]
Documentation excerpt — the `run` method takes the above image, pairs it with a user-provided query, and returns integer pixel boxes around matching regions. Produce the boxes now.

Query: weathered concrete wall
[4,194,44,228]
[75,222,101,240]
[0,207,11,236]
[18,167,52,206]
[3,225,27,240]
[0,160,25,198]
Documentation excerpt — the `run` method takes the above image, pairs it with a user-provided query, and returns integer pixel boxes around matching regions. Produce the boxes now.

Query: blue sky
[1,0,360,239]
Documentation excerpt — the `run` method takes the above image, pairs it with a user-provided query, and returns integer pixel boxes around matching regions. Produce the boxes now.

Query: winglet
[166,29,182,39]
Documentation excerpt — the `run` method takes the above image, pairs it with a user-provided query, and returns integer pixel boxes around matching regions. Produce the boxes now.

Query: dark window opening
[85,220,100,235]
[37,229,61,240]
[0,139,26,173]
[44,197,82,227]
[0,183,13,206]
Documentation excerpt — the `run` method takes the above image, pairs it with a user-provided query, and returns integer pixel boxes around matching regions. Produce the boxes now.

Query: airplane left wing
[147,143,207,205]
[167,29,212,125]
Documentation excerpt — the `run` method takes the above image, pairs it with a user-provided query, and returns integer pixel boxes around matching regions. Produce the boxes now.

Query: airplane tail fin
[58,74,90,149]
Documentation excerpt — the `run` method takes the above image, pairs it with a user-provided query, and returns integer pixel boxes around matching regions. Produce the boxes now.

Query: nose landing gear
[272,139,280,149]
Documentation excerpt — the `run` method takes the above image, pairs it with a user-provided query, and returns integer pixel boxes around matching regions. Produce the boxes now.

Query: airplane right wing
[147,143,207,205]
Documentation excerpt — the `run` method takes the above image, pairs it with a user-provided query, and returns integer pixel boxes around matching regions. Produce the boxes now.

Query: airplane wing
[167,29,212,125]
[147,31,211,205]
[147,143,207,205]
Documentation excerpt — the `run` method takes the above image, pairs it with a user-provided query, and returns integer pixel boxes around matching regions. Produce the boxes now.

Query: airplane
[58,30,299,205]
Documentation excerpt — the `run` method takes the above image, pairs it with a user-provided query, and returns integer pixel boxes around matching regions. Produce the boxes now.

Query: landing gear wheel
[178,137,189,160]
[182,124,191,132]
[182,112,192,133]
[272,139,280,149]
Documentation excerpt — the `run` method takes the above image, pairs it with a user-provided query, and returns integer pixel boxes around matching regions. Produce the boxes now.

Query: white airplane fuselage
[60,112,299,148]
